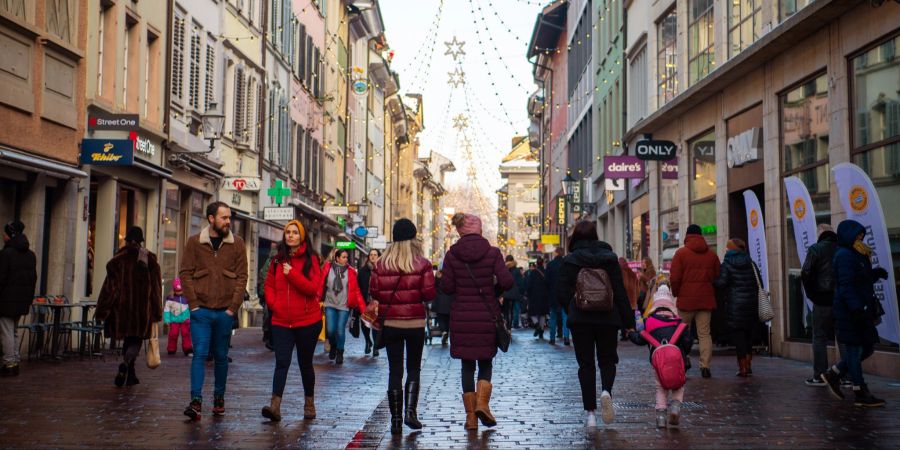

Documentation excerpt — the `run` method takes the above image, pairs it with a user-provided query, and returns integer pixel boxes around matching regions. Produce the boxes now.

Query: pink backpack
[640,323,688,390]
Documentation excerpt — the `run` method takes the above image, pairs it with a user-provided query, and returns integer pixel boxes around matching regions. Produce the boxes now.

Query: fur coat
[97,244,163,339]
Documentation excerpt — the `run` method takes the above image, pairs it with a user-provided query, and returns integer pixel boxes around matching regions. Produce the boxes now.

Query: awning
[186,157,224,180]
[134,157,173,179]
[233,210,284,242]
[0,146,87,179]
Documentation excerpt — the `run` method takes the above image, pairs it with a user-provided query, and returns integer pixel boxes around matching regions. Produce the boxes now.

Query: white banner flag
[784,176,817,311]
[744,190,769,291]
[832,162,899,345]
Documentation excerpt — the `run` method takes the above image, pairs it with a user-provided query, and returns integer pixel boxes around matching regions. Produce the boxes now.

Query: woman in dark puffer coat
[441,213,513,431]
[713,238,760,377]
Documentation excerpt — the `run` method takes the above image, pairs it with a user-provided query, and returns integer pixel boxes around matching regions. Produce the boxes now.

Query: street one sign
[224,177,261,191]
[88,113,139,131]
[635,139,677,160]
[80,139,134,165]
[324,205,349,215]
[336,240,356,250]
[267,180,292,206]
[604,155,645,179]
[263,207,294,221]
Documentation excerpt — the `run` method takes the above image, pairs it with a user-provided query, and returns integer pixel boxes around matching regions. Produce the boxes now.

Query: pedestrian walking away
[670,223,720,378]
[357,249,381,356]
[164,278,193,356]
[367,218,437,434]
[525,256,550,340]
[713,239,760,377]
[96,226,163,388]
[619,257,642,341]
[179,202,249,420]
[440,213,514,431]
[638,257,657,313]
[317,249,366,364]
[556,220,635,429]
[820,220,889,408]
[500,255,524,331]
[628,285,692,429]
[0,220,37,377]
[546,247,570,345]
[433,268,453,347]
[261,220,323,422]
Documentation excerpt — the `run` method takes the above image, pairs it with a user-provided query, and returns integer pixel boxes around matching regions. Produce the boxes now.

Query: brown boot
[463,392,478,430]
[735,356,747,377]
[746,354,753,375]
[474,380,497,427]
[261,395,282,422]
[303,396,316,419]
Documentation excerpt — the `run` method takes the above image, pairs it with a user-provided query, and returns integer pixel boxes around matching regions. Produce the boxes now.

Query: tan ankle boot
[463,392,478,430]
[474,380,497,427]
[261,395,282,422]
[304,396,316,419]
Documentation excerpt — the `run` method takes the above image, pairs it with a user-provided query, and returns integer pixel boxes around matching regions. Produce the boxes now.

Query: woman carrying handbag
[367,219,436,435]
[439,213,514,431]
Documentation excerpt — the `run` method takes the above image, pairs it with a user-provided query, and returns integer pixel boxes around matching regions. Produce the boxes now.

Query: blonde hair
[451,213,467,229]
[380,239,424,274]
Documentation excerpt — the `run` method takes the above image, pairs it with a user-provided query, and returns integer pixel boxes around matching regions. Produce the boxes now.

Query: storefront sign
[635,139,677,161]
[133,135,158,157]
[833,162,899,344]
[80,139,134,165]
[263,207,295,221]
[784,176,817,311]
[371,235,387,250]
[88,113,139,131]
[727,128,762,168]
[354,226,369,238]
[605,178,625,191]
[336,240,357,250]
[352,79,369,96]
[661,158,678,180]
[224,177,261,192]
[693,141,716,163]
[571,182,582,213]
[367,226,379,237]
[604,156,645,179]
[743,190,770,297]
[324,205,349,215]
[267,180,292,206]
[557,197,566,225]
[541,234,560,245]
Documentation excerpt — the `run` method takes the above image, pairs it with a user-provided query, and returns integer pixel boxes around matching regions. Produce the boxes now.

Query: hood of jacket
[4,233,29,252]
[683,234,710,254]
[817,230,838,244]
[723,249,752,268]
[449,234,492,263]
[836,220,865,248]
[564,240,618,268]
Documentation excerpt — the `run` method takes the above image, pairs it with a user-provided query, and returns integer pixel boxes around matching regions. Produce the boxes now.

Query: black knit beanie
[3,220,24,238]
[392,218,417,242]
[686,224,703,235]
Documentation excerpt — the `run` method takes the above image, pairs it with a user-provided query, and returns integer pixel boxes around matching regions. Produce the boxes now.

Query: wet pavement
[1,327,899,449]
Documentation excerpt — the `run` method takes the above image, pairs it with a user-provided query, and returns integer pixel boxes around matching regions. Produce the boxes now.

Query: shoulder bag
[751,261,775,322]
[464,263,511,352]
[146,323,161,369]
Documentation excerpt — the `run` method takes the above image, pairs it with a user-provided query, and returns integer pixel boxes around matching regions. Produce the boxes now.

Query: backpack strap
[640,322,688,348]
[669,323,688,344]
[639,329,662,348]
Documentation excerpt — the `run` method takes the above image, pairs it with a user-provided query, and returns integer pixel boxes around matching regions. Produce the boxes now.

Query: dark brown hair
[451,212,467,229]
[568,220,598,252]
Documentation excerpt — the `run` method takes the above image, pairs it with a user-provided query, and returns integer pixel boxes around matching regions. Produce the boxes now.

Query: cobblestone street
[1,327,899,449]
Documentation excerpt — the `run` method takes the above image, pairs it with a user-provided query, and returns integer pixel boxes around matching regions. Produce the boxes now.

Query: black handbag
[465,263,511,352]
[348,310,360,338]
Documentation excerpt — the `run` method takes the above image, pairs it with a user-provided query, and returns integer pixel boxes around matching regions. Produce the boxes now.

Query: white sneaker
[600,391,615,424]
[585,410,597,428]
[656,409,667,428]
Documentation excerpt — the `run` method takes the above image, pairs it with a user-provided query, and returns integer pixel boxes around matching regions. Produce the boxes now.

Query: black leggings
[570,325,619,411]
[383,326,425,391]
[271,322,322,397]
[461,359,493,392]
[732,328,753,359]
[123,336,142,364]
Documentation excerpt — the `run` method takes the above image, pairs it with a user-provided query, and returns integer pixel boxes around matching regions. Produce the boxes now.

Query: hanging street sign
[635,139,677,160]
[224,177,261,191]
[354,226,369,238]
[604,155,645,179]
[371,235,387,250]
[263,207,295,221]
[88,113,139,131]
[605,178,625,191]
[366,226,379,237]
[352,79,369,96]
[267,180,292,206]
[541,234,560,245]
[557,197,566,225]
[336,240,357,250]
[661,157,679,180]
[324,205,349,215]
[571,182,583,213]
[80,139,134,165]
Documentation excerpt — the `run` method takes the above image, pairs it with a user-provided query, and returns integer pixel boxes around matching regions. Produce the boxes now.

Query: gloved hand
[872,267,889,280]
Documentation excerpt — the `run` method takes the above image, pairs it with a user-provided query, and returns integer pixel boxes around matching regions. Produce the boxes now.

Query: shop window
[161,186,180,298]
[85,183,98,296]
[189,192,205,237]
[1,0,27,21]
[688,0,715,86]
[727,0,762,59]
[46,0,72,44]
[690,130,717,249]
[656,7,678,108]
[779,0,814,22]
[659,167,679,267]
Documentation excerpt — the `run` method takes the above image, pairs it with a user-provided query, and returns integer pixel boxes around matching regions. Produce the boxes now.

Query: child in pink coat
[164,278,193,356]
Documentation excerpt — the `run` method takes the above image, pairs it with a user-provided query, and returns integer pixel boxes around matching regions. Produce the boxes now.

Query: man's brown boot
[304,396,316,419]
[474,380,497,427]
[463,392,478,430]
[261,395,282,422]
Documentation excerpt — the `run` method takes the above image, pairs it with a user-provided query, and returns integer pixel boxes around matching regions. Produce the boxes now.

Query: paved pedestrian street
[1,328,899,449]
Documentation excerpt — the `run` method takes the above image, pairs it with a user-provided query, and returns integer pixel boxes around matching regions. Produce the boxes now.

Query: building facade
[498,137,541,266]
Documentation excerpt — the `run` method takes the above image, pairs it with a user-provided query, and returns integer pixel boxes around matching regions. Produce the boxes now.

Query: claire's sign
[80,139,134,165]
[604,156,645,179]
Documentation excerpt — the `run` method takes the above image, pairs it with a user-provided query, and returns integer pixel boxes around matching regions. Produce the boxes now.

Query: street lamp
[561,172,577,198]
[201,102,226,152]
[358,200,370,219]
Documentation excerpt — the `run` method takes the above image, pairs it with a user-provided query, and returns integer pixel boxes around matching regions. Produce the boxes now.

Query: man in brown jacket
[180,202,248,420]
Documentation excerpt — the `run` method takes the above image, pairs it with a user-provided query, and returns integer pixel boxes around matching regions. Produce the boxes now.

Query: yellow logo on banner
[849,186,868,213]
[750,209,760,228]
[793,198,807,220]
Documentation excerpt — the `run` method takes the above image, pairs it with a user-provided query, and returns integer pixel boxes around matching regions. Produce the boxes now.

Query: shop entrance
[728,183,765,244]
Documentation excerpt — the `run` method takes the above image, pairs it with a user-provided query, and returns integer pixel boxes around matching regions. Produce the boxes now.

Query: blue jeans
[836,343,874,387]
[324,307,351,351]
[512,301,522,327]
[189,308,233,400]
[549,305,569,339]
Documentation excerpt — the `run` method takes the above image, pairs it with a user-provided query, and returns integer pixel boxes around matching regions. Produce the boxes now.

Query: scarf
[853,239,873,259]
[331,263,348,294]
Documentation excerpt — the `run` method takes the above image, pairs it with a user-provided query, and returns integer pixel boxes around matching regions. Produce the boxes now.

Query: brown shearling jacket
[179,227,248,313]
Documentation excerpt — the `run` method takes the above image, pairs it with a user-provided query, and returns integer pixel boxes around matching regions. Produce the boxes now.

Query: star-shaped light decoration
[452,113,469,131]
[447,67,466,88]
[444,36,466,61]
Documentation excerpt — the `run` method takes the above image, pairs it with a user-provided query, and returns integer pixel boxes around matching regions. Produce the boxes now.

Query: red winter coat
[441,234,514,360]
[264,245,323,328]
[670,234,720,311]
[317,262,366,312]
[369,256,436,320]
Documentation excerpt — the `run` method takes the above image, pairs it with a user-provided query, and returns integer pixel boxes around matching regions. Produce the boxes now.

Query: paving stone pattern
[1,328,899,449]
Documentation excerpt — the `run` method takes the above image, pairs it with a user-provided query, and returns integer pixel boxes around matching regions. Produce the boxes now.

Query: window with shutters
[46,0,72,43]
[296,127,305,182]
[313,47,321,98]
[297,24,306,82]
[267,88,276,160]
[304,130,312,184]
[1,0,26,21]
[269,0,278,44]
[233,67,246,140]
[172,13,185,101]
[257,84,265,151]
[204,40,215,112]
[305,36,313,87]
[280,97,289,167]
[312,140,320,193]
[189,30,202,110]
[243,77,255,144]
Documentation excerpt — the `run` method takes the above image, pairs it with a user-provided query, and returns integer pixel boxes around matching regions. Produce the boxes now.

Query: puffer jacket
[556,239,635,330]
[832,220,881,346]
[714,249,760,331]
[0,233,37,318]
[670,234,720,311]
[800,231,838,306]
[441,234,514,360]
[264,244,323,328]
[369,255,436,320]
[525,266,550,316]
[317,262,366,312]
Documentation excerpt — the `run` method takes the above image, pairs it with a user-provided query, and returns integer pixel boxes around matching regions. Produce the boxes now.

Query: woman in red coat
[440,213,513,431]
[317,249,366,365]
[367,218,436,434]
[261,220,322,422]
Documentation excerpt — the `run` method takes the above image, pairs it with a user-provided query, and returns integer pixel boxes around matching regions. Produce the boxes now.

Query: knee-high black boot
[404,381,422,429]
[388,389,403,435]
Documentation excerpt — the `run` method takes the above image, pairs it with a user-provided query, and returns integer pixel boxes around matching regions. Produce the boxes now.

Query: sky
[379,0,545,200]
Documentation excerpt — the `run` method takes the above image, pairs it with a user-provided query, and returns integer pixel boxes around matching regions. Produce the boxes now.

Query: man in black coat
[0,220,37,377]
[546,247,569,345]
[800,225,846,387]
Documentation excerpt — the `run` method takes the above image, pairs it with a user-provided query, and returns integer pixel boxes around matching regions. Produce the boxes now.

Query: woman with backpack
[525,256,550,340]
[556,220,635,428]
[628,285,692,428]
[440,213,514,431]
[713,238,762,377]
[367,219,436,434]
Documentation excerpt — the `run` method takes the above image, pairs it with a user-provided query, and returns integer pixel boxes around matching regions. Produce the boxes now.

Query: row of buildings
[524,0,900,376]
[0,1,454,312]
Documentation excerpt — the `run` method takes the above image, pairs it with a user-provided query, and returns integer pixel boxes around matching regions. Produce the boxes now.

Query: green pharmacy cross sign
[267,180,292,206]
